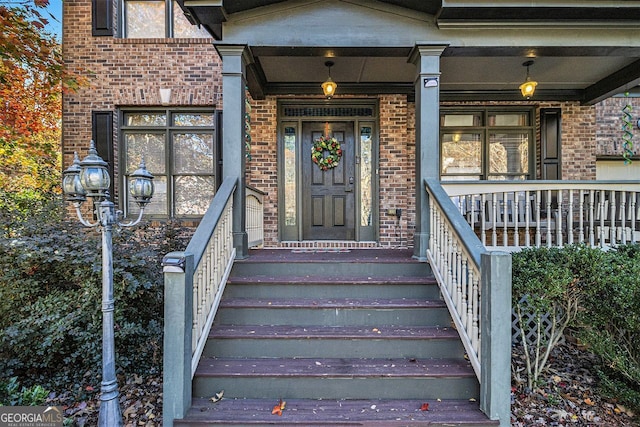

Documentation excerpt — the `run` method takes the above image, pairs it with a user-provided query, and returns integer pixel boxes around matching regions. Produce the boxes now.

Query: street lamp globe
[79,140,110,198]
[129,159,155,206]
[62,152,87,202]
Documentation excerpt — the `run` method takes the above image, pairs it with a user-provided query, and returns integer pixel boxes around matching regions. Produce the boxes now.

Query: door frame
[277,99,379,242]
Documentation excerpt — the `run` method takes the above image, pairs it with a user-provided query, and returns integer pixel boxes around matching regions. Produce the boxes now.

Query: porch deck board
[239,248,419,263]
[209,325,458,340]
[195,357,475,378]
[220,298,446,309]
[178,398,498,426]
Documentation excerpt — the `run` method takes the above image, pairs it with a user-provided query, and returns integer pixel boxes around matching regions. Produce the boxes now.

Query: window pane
[441,133,482,175]
[173,133,213,173]
[284,127,296,226]
[125,133,166,174]
[173,113,215,127]
[488,113,529,126]
[174,176,215,215]
[125,1,166,38]
[441,113,482,127]
[360,126,373,226]
[173,2,211,38]
[125,113,167,127]
[489,133,529,175]
[127,176,167,215]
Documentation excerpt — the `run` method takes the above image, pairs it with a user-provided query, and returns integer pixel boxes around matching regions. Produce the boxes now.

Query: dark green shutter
[92,111,114,197]
[92,0,113,36]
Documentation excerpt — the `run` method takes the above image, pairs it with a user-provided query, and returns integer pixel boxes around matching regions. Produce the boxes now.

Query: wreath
[311,136,342,171]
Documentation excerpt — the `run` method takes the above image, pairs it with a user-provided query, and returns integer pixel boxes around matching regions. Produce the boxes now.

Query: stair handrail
[425,178,512,427]
[162,177,237,427]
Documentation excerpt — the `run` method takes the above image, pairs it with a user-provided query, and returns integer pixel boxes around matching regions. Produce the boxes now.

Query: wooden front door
[302,122,355,240]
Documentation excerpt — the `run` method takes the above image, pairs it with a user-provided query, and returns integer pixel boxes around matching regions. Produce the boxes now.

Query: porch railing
[425,178,511,426]
[162,177,237,427]
[443,181,640,249]
[246,185,265,248]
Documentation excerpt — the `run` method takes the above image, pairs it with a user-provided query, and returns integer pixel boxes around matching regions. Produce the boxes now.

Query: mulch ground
[49,341,638,426]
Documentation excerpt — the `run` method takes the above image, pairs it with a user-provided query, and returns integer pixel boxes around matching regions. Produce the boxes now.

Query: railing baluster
[502,192,508,247]
[481,194,487,246]
[568,189,574,244]
[610,190,617,245]
[556,190,563,247]
[492,193,498,247]
[621,191,627,243]
[589,190,595,246]
[513,191,520,248]
[525,190,531,247]
[535,190,541,247]
[579,190,585,243]
[632,192,638,243]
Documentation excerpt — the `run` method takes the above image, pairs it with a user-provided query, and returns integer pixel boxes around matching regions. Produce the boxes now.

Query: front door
[302,122,355,240]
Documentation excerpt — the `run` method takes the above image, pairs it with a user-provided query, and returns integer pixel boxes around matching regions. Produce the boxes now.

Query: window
[121,110,218,217]
[123,0,211,38]
[440,108,534,180]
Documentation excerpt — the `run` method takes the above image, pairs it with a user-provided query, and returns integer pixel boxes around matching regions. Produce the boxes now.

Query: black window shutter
[92,0,113,36]
[92,111,115,197]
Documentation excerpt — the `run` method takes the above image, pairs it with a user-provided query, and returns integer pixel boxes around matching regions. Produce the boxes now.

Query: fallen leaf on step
[420,403,430,411]
[210,390,224,403]
[272,399,286,416]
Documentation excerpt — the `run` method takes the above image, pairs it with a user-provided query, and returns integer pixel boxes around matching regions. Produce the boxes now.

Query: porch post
[409,44,448,261]
[215,44,250,259]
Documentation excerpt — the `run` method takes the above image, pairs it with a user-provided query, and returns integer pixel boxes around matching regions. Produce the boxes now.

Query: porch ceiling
[181,0,640,104]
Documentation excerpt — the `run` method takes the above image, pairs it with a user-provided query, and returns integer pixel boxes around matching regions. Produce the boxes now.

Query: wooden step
[204,325,464,359]
[175,398,499,426]
[193,357,479,400]
[215,297,451,327]
[225,275,440,299]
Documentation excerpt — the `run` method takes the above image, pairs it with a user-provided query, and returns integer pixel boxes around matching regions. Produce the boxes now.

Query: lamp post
[62,140,154,427]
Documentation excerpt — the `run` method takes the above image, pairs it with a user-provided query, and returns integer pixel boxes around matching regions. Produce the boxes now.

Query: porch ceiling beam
[442,46,640,58]
[581,58,640,105]
[437,6,640,28]
[257,83,586,103]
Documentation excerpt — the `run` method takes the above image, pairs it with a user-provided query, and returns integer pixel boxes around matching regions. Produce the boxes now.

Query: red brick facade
[63,0,638,248]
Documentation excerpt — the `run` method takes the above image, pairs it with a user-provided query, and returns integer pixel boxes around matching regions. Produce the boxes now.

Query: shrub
[578,244,640,411]
[512,246,582,389]
[0,196,192,391]
[512,244,640,412]
[0,377,49,406]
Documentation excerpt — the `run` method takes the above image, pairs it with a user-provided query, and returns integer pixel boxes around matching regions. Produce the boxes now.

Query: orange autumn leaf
[271,399,286,416]
[420,402,430,411]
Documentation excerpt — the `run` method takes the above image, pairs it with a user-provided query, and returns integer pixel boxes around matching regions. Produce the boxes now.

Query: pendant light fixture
[519,60,538,99]
[321,61,337,99]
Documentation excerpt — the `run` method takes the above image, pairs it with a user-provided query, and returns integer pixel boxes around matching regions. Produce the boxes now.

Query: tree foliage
[0,0,86,205]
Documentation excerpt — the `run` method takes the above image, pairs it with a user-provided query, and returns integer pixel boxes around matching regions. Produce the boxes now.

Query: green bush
[578,244,640,410]
[0,377,49,406]
[0,196,192,390]
[512,244,640,412]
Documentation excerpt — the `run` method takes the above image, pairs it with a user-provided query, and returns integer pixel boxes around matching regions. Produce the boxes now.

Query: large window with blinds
[440,108,535,180]
[120,110,218,217]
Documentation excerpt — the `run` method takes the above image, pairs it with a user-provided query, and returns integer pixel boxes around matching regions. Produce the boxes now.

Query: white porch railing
[443,181,640,250]
[424,178,511,426]
[162,178,237,426]
[246,185,265,248]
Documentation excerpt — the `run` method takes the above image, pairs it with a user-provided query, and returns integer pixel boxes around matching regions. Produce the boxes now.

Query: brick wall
[62,0,221,196]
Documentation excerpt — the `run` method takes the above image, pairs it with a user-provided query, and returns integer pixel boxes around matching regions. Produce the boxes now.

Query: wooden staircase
[174,249,498,426]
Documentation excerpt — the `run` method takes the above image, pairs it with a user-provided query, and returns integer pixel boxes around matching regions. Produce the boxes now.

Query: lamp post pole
[98,199,120,426]
[62,141,154,427]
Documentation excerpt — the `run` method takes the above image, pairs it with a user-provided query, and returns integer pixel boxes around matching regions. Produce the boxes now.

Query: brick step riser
[224,282,441,299]
[203,337,465,359]
[193,376,479,400]
[215,307,452,327]
[231,262,432,278]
